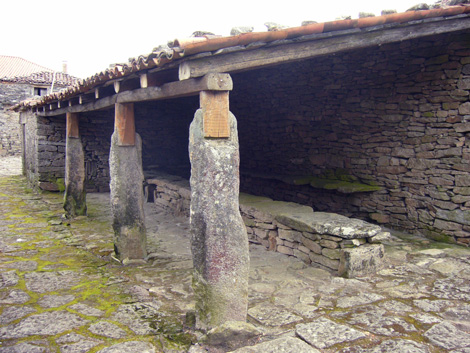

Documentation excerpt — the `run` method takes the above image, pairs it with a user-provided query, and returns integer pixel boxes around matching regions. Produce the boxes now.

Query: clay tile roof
[13,4,470,111]
[0,56,53,79]
[1,71,80,87]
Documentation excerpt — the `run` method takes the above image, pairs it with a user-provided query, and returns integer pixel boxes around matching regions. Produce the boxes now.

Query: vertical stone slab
[63,113,86,217]
[189,108,250,330]
[109,103,146,261]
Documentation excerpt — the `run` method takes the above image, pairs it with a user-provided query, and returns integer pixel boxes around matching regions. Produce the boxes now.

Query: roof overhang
[14,5,470,115]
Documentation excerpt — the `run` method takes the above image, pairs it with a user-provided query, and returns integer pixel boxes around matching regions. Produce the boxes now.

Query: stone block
[341,238,367,247]
[278,229,302,242]
[322,248,341,260]
[277,245,294,256]
[309,253,339,270]
[253,228,268,240]
[302,232,320,241]
[301,236,322,254]
[338,244,385,278]
[319,239,339,249]
[293,249,311,264]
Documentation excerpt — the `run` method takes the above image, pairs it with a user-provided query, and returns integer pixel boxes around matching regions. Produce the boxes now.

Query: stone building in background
[0,56,78,156]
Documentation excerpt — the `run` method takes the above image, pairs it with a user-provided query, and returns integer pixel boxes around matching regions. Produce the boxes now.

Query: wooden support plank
[200,91,230,138]
[115,78,140,93]
[178,16,470,80]
[114,81,121,94]
[114,103,135,146]
[37,73,233,117]
[66,112,80,138]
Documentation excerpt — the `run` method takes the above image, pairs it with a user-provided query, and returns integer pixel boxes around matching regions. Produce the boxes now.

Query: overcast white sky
[2,0,431,79]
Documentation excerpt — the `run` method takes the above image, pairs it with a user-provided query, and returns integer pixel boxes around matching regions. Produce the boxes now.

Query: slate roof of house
[0,56,53,79]
[13,3,470,111]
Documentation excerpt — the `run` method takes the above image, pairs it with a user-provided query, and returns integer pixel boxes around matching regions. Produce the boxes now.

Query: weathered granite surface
[189,109,249,329]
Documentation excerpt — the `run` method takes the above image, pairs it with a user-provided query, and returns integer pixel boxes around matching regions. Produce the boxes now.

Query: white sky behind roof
[2,0,430,79]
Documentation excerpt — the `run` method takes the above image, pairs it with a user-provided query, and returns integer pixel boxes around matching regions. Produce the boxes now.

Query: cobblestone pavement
[1,156,470,352]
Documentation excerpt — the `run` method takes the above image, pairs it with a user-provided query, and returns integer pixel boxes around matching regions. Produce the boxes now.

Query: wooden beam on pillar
[38,73,233,117]
[200,91,230,138]
[115,103,135,146]
[66,112,80,138]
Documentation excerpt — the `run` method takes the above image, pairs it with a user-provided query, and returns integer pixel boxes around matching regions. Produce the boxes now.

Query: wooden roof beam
[37,73,232,117]
[178,16,470,80]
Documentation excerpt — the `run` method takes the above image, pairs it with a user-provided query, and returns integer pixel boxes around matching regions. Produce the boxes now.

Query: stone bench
[146,172,386,278]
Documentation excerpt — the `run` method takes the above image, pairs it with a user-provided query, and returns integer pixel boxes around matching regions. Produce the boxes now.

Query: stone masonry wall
[79,111,114,192]
[36,115,66,191]
[230,30,470,246]
[147,172,386,277]
[136,98,198,180]
[0,83,30,156]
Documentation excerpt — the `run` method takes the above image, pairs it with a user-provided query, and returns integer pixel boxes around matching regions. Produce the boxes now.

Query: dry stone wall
[79,111,114,192]
[0,83,30,156]
[135,99,198,180]
[147,172,386,277]
[230,30,470,245]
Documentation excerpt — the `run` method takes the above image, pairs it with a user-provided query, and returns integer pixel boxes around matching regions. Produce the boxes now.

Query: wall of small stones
[0,83,30,155]
[135,98,198,179]
[20,112,66,190]
[146,172,385,276]
[79,111,114,192]
[229,30,470,245]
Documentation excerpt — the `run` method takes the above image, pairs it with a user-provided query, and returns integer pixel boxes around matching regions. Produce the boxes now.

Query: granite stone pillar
[63,112,86,217]
[189,100,249,330]
[109,103,147,261]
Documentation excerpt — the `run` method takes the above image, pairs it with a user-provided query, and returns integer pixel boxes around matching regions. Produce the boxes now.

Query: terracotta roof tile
[1,70,80,87]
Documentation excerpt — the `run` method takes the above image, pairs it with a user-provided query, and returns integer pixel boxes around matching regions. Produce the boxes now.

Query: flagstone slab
[0,306,36,324]
[231,336,320,353]
[424,321,470,350]
[0,311,88,339]
[97,341,156,353]
[88,321,127,339]
[24,271,80,293]
[296,317,366,349]
[248,303,303,326]
[38,294,75,308]
[0,289,31,304]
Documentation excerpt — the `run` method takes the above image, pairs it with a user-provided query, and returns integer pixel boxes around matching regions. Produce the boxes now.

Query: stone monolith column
[109,103,146,261]
[64,112,86,217]
[189,108,249,330]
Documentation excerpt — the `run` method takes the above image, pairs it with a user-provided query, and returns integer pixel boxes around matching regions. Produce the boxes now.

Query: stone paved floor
[1,156,470,352]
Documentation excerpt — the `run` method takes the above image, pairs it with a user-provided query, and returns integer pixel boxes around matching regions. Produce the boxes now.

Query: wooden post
[200,91,230,138]
[66,112,79,138]
[114,103,136,146]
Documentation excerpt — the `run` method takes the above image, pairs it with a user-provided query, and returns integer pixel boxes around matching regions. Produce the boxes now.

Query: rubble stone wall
[79,111,114,192]
[0,83,30,155]
[147,172,385,277]
[135,99,198,179]
[230,30,470,245]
